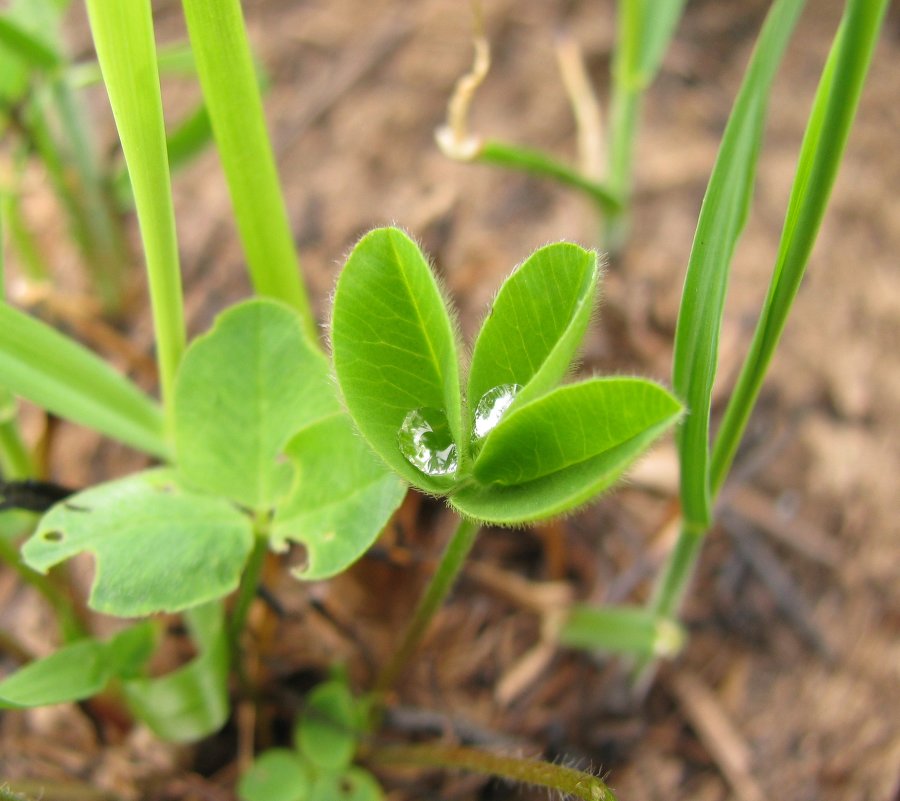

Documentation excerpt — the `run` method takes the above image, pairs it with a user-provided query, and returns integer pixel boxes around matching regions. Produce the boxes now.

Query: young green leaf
[452,389,680,525]
[123,602,230,742]
[473,378,682,486]
[21,469,254,616]
[272,412,406,580]
[238,750,310,801]
[174,299,334,510]
[0,303,167,458]
[331,228,462,492]
[0,623,155,709]
[671,0,804,529]
[467,242,599,415]
[296,680,358,772]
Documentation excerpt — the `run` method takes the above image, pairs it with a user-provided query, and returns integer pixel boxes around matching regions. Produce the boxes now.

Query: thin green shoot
[85,0,186,423]
[181,0,316,340]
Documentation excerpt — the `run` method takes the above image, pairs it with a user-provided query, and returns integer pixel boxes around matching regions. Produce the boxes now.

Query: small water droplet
[398,407,459,477]
[472,383,522,440]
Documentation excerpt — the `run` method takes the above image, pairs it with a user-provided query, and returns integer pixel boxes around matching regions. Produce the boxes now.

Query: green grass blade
[0,303,167,458]
[85,0,185,424]
[710,0,890,495]
[180,0,315,338]
[634,0,687,85]
[672,0,805,530]
[559,604,685,658]
[0,15,62,71]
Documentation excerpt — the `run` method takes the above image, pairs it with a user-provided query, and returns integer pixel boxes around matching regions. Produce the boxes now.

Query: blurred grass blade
[85,0,186,422]
[672,0,805,531]
[0,15,62,71]
[634,0,687,84]
[0,303,167,458]
[710,0,890,494]
[559,604,685,658]
[180,0,315,338]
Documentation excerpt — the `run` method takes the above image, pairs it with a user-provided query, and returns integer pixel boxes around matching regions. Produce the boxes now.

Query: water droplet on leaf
[473,383,522,440]
[398,407,458,477]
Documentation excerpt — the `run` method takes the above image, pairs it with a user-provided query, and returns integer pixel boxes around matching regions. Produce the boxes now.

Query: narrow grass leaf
[634,0,687,86]
[473,378,682,486]
[468,242,599,417]
[272,412,406,580]
[123,602,230,742]
[671,0,805,529]
[332,228,462,492]
[180,0,314,335]
[174,299,334,510]
[710,0,890,494]
[0,303,167,457]
[85,0,185,418]
[0,16,62,71]
[22,468,254,616]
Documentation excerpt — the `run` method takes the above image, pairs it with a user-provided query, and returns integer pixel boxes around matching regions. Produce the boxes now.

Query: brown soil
[2,1,898,800]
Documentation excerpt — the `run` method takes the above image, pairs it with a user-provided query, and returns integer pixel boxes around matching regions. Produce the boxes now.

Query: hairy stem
[369,743,616,801]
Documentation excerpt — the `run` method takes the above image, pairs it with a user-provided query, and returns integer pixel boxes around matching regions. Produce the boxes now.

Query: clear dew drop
[398,407,459,477]
[473,383,522,440]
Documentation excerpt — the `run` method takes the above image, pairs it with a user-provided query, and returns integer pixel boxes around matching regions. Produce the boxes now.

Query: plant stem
[229,532,269,647]
[375,516,480,693]
[368,743,616,801]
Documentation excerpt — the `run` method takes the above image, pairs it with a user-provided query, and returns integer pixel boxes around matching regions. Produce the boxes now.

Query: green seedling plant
[0,0,888,798]
[239,676,384,801]
[437,0,686,249]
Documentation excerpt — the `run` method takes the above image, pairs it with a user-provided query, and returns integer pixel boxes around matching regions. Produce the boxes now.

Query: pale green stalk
[85,0,186,425]
[181,0,315,339]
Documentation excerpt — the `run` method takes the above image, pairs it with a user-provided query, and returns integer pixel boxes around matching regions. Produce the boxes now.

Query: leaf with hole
[271,411,406,580]
[21,468,254,616]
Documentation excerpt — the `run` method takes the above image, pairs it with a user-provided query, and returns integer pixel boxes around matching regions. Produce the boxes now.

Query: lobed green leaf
[174,299,334,510]
[332,228,462,492]
[473,378,682,486]
[467,242,599,416]
[0,303,167,458]
[272,412,406,580]
[22,468,254,616]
